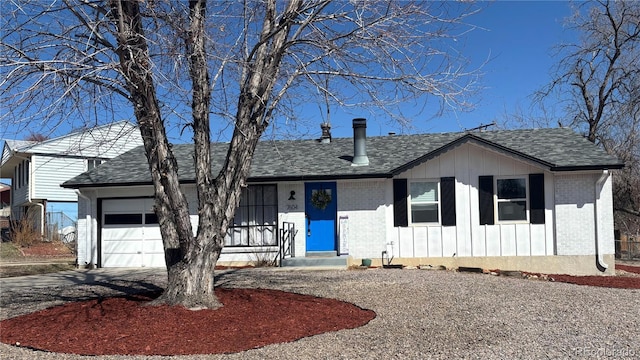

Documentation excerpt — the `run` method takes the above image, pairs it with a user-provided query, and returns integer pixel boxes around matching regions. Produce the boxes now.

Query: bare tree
[1,0,482,308]
[536,0,640,235]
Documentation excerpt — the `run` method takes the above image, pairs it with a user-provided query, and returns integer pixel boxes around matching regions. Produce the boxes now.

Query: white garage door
[101,198,165,268]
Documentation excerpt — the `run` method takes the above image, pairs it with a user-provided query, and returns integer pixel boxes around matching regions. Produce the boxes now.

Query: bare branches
[538,0,639,144]
[2,0,482,140]
[537,0,640,234]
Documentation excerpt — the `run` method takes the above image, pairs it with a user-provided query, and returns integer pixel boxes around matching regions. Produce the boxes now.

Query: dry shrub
[10,209,42,247]
[250,250,277,267]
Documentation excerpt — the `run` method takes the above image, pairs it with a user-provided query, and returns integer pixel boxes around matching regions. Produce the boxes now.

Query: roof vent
[352,118,369,166]
[320,122,331,143]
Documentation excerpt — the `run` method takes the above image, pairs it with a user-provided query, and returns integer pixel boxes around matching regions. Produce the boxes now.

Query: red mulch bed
[0,288,375,356]
[547,264,640,289]
[19,241,74,258]
[616,264,640,274]
[550,274,640,289]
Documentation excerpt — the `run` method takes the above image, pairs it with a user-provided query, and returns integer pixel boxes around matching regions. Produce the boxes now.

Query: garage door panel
[143,225,161,238]
[144,254,166,267]
[103,253,142,268]
[143,239,164,253]
[102,228,143,241]
[102,240,142,254]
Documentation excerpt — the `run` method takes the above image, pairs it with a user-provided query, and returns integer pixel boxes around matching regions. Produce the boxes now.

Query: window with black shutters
[478,174,545,225]
[393,177,456,227]
[496,177,528,221]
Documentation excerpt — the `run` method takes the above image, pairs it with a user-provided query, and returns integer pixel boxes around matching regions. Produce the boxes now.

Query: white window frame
[87,158,103,171]
[495,176,529,223]
[408,179,440,225]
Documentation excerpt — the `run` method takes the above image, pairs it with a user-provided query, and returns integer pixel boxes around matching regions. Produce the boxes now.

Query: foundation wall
[350,254,616,276]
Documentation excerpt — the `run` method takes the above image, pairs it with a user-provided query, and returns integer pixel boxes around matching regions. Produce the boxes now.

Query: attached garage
[100,198,165,267]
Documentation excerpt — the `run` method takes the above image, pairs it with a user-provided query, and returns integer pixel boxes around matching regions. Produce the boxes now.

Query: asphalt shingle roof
[62,127,624,188]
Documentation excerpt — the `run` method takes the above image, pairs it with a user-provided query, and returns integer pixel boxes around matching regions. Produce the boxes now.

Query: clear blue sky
[1,1,579,143]
[329,0,579,138]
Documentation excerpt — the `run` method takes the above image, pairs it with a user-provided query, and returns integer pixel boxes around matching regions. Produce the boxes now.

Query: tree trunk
[110,0,223,309]
[154,234,223,310]
[110,0,301,310]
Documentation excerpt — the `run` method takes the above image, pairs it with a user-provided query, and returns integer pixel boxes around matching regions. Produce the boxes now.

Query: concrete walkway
[0,267,165,291]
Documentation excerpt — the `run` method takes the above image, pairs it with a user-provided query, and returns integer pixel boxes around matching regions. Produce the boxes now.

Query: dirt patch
[0,288,376,356]
[0,263,76,278]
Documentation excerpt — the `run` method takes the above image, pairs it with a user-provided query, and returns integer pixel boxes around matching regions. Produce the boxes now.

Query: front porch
[278,222,347,268]
[280,251,348,268]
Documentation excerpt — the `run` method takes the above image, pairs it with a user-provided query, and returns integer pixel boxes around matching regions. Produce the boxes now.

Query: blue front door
[305,182,337,252]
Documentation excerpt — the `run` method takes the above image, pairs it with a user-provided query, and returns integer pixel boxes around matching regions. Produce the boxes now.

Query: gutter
[75,189,93,268]
[594,170,609,272]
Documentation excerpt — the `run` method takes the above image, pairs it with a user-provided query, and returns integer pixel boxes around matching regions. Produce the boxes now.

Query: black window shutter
[479,176,494,225]
[529,173,545,224]
[393,179,408,227]
[440,177,456,226]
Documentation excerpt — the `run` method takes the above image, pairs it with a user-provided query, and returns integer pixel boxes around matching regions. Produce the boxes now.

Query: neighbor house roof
[62,127,624,188]
[1,121,142,178]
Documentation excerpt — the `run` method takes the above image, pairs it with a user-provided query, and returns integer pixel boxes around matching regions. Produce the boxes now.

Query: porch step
[305,251,338,258]
[281,256,348,268]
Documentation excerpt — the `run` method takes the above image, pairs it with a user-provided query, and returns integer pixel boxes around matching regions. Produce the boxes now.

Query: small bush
[250,250,277,267]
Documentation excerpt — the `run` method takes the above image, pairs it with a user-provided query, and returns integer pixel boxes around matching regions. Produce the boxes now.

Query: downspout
[75,189,93,268]
[594,170,609,272]
[34,203,45,238]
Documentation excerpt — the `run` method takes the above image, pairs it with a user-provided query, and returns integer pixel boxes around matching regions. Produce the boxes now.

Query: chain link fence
[45,211,77,253]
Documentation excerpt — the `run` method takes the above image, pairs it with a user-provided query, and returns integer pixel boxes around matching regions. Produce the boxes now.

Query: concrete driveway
[0,267,165,291]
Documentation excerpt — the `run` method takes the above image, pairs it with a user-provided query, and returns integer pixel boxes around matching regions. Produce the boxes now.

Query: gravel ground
[1,268,639,360]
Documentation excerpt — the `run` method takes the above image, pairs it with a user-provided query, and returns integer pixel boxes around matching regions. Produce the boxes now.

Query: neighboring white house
[62,119,624,275]
[0,121,143,237]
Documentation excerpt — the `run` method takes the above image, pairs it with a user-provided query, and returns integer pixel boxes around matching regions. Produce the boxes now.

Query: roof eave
[551,164,625,172]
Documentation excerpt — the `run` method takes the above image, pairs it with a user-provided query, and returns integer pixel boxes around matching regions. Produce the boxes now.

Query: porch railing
[279,222,297,266]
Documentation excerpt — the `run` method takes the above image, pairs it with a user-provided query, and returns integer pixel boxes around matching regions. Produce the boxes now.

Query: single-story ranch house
[62,119,624,275]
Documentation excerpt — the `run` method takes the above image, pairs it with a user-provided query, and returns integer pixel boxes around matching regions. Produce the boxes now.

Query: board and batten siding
[32,155,86,202]
[386,142,555,260]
